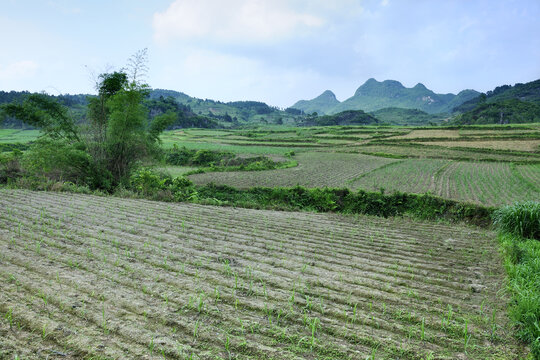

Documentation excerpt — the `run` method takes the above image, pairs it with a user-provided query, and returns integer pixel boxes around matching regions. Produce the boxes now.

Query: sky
[1,0,539,108]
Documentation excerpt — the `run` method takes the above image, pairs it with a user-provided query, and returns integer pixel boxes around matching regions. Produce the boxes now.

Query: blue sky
[1,0,539,107]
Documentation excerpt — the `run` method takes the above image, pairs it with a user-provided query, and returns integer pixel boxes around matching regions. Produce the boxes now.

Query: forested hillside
[452,79,540,124]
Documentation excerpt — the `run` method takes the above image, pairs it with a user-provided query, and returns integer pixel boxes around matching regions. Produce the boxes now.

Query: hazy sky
[1,0,539,107]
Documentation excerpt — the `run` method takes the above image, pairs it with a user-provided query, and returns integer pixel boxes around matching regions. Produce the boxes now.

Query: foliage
[0,90,88,128]
[452,99,540,125]
[129,167,197,201]
[20,139,110,188]
[165,145,292,175]
[493,202,540,240]
[493,202,540,356]
[0,143,30,152]
[145,96,220,129]
[1,93,80,142]
[300,110,378,126]
[183,183,492,225]
[495,205,540,357]
[166,145,234,166]
[453,79,540,114]
[1,50,175,190]
[0,150,23,184]
[370,107,446,125]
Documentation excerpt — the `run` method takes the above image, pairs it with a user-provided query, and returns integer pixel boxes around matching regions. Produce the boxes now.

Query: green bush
[0,150,23,184]
[165,145,195,165]
[21,139,111,188]
[130,168,163,195]
[129,167,197,201]
[493,202,540,240]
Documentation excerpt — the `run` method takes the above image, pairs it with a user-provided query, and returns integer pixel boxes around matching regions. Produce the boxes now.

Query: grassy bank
[494,202,540,357]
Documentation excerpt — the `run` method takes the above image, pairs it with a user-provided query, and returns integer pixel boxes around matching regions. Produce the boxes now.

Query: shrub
[130,168,165,195]
[129,167,197,201]
[493,202,540,240]
[20,139,110,189]
[192,149,233,166]
[0,150,23,184]
[166,145,196,165]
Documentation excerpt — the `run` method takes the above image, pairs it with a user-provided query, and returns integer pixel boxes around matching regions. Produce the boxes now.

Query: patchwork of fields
[0,190,524,359]
[189,152,397,189]
[189,153,540,207]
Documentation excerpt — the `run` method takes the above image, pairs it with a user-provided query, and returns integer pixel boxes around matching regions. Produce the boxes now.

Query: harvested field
[189,152,396,189]
[0,190,523,359]
[354,144,540,162]
[418,140,540,152]
[388,130,461,140]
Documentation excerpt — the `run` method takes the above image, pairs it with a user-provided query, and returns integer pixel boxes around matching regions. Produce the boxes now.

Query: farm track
[0,190,523,359]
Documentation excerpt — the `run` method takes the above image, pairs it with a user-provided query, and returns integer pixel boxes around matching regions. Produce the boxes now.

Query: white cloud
[153,0,325,44]
[0,60,39,80]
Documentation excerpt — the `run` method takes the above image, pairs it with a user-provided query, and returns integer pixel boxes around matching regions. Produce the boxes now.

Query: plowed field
[0,190,523,359]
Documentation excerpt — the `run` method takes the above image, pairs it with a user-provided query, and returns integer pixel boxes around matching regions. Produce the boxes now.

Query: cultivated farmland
[0,190,524,359]
[189,155,540,207]
[189,152,397,189]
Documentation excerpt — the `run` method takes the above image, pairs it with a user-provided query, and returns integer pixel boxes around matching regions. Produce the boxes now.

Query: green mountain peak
[292,79,480,115]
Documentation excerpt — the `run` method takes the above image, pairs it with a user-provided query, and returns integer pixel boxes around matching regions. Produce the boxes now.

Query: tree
[0,49,175,190]
[2,93,80,142]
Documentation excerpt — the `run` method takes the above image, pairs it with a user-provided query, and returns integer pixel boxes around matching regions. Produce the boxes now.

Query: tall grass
[493,201,540,239]
[494,202,540,357]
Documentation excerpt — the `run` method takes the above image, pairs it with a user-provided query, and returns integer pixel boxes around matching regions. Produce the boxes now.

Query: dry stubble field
[0,190,524,359]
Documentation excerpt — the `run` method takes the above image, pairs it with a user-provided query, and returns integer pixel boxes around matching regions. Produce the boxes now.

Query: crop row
[189,154,539,207]
[190,152,396,189]
[0,190,523,359]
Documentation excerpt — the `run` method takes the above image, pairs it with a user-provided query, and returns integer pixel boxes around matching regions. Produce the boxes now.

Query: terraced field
[434,162,539,206]
[351,160,539,206]
[418,140,540,152]
[189,153,540,206]
[0,190,523,359]
[190,152,397,189]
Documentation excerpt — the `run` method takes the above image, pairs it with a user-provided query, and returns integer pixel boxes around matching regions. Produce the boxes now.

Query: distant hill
[451,79,540,125]
[370,107,447,126]
[452,99,540,125]
[149,89,303,125]
[299,110,378,126]
[1,89,307,129]
[291,90,340,115]
[0,90,89,128]
[291,79,479,115]
[452,79,540,113]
